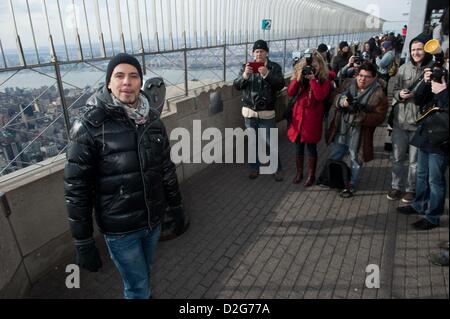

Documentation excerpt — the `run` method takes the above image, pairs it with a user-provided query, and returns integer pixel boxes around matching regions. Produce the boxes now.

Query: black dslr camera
[353,56,363,65]
[353,51,363,65]
[424,40,449,83]
[343,53,363,79]
[342,92,364,114]
[430,62,448,82]
[301,52,316,76]
[302,65,316,76]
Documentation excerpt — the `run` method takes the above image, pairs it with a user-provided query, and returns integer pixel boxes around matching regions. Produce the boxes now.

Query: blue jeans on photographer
[105,225,161,299]
[244,117,282,173]
[411,149,448,225]
[329,142,361,189]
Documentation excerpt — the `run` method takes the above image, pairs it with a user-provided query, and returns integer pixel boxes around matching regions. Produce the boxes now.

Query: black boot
[304,157,317,187]
[293,156,304,184]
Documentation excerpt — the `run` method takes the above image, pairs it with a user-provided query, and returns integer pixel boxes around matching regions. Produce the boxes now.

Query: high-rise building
[1,142,23,169]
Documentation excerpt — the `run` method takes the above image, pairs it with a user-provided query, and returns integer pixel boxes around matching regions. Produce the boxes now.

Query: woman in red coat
[287,50,331,186]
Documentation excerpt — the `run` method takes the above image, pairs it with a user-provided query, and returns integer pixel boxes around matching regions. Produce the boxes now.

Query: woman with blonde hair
[287,50,332,186]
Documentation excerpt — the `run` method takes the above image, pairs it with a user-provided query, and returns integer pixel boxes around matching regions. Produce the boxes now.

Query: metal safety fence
[0,0,382,178]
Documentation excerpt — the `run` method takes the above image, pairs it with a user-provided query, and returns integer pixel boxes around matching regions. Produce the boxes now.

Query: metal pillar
[184,49,188,96]
[54,61,71,140]
[223,45,227,82]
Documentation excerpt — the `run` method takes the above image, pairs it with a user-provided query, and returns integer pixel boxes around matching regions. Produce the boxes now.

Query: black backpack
[317,159,351,189]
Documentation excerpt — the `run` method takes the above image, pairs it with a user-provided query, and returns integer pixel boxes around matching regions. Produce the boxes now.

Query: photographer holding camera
[338,52,388,96]
[331,41,352,74]
[233,39,285,181]
[287,50,332,186]
[326,62,388,197]
[387,33,434,203]
[337,53,363,86]
[396,47,449,230]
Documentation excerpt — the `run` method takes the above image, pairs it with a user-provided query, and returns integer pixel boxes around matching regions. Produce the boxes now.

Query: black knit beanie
[317,43,328,53]
[339,41,349,50]
[105,53,143,85]
[253,39,269,52]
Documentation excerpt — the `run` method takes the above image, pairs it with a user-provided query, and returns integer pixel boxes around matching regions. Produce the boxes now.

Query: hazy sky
[0,0,413,51]
[333,0,412,32]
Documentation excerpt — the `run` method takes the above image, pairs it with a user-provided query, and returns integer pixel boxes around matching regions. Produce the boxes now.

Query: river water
[0,67,244,92]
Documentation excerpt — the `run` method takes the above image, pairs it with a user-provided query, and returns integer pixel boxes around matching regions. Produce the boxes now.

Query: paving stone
[26,127,449,299]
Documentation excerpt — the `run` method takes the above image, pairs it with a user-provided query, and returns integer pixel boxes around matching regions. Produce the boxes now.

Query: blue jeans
[105,225,161,299]
[411,149,448,225]
[391,128,417,192]
[244,117,282,172]
[330,142,361,188]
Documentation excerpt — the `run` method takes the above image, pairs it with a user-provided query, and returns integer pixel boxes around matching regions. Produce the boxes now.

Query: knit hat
[253,39,269,52]
[106,53,143,85]
[382,41,392,49]
[339,41,349,50]
[317,43,328,53]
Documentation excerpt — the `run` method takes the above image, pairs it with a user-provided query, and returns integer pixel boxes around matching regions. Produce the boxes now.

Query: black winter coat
[64,86,182,240]
[233,59,284,111]
[331,52,350,74]
[411,81,449,154]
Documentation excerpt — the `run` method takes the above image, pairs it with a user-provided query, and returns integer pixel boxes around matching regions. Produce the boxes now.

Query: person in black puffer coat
[64,53,185,299]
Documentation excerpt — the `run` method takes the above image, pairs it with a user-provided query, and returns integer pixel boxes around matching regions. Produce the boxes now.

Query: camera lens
[431,67,445,81]
[301,65,315,76]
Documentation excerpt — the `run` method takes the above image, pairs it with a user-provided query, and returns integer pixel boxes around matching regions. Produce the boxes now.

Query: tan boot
[292,155,304,184]
[304,157,317,187]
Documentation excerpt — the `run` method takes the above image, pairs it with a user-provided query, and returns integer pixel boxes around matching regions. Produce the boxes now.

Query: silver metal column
[184,48,188,96]
[223,45,227,82]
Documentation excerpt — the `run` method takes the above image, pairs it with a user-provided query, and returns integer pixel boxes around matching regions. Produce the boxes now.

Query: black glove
[170,206,186,236]
[75,239,102,272]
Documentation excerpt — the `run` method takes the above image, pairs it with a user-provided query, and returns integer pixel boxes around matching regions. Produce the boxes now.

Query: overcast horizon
[333,0,411,33]
[0,0,413,51]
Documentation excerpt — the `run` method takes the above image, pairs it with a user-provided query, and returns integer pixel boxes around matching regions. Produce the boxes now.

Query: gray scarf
[111,93,150,125]
[348,78,380,108]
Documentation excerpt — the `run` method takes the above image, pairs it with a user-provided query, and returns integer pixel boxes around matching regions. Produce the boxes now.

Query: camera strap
[407,72,425,92]
[406,61,434,92]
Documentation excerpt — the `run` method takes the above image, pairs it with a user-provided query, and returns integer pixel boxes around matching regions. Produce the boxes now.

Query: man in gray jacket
[387,33,433,203]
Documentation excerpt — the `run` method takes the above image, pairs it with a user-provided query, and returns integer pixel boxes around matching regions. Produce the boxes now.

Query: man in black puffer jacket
[233,39,285,181]
[64,53,185,299]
